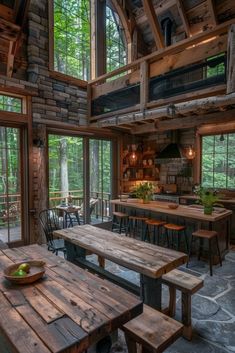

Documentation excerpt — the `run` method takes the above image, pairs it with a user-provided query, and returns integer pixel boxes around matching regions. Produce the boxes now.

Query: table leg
[65,241,86,262]
[140,275,162,310]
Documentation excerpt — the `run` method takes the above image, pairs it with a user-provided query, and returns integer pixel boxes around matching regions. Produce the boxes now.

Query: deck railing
[49,190,112,220]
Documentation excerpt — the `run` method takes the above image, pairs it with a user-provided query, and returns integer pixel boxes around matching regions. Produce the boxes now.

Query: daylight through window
[201,134,235,189]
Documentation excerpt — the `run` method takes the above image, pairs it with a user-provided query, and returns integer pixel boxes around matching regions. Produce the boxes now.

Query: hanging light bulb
[219,134,225,142]
[186,146,196,160]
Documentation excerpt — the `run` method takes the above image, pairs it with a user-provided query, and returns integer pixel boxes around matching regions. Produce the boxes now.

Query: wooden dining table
[0,244,142,353]
[54,225,188,310]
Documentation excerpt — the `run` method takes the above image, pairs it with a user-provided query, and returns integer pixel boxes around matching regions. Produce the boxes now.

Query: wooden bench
[161,269,203,340]
[122,304,183,353]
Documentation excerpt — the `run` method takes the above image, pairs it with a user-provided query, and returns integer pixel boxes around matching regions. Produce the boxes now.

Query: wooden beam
[6,41,15,77]
[156,109,235,132]
[227,24,235,94]
[207,0,217,27]
[0,18,20,41]
[142,0,164,49]
[140,61,149,111]
[89,19,235,85]
[136,0,177,26]
[96,90,234,127]
[131,109,235,134]
[176,0,190,37]
[0,4,14,21]
[90,0,106,79]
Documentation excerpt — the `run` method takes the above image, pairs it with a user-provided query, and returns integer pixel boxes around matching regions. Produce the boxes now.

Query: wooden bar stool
[111,211,129,234]
[189,229,222,276]
[144,219,166,244]
[164,223,188,252]
[126,215,148,239]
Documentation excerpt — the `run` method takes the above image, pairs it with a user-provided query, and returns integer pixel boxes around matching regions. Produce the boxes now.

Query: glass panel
[53,0,90,80]
[0,127,22,243]
[106,6,127,74]
[201,133,235,190]
[0,94,22,113]
[89,139,112,223]
[48,134,84,212]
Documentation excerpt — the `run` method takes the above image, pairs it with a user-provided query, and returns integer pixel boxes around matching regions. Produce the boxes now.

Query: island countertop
[111,199,232,222]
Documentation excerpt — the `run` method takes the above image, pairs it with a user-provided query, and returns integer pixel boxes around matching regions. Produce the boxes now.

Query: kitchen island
[111,199,232,257]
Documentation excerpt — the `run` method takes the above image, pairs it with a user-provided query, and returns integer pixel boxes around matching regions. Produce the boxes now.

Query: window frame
[48,0,88,87]
[197,124,235,191]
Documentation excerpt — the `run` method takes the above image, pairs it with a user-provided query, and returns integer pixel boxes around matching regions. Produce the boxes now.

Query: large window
[106,5,127,73]
[53,0,90,80]
[201,133,235,189]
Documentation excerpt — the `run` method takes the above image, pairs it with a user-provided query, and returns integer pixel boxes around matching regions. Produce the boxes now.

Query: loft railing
[88,20,235,124]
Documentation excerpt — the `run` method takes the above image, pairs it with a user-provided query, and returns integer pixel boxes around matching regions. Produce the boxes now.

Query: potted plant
[134,182,154,204]
[194,185,221,215]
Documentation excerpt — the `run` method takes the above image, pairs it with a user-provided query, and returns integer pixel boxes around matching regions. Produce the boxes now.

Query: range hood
[155,132,184,164]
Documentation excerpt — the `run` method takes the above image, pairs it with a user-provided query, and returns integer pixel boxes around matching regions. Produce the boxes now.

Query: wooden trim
[142,0,164,49]
[0,111,28,124]
[49,71,87,88]
[0,85,38,97]
[88,19,235,85]
[90,104,140,122]
[48,0,54,72]
[197,121,235,136]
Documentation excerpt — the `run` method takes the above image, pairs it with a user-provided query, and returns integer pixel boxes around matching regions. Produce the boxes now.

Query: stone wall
[0,0,88,243]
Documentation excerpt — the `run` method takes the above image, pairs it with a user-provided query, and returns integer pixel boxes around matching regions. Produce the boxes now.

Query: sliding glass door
[89,139,112,223]
[48,134,84,208]
[0,126,22,243]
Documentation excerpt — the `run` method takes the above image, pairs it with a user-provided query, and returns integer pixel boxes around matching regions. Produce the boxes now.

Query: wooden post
[140,61,149,111]
[90,0,106,80]
[227,24,235,94]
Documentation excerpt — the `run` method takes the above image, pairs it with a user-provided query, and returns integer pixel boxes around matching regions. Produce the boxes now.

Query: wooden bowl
[168,203,179,209]
[4,260,46,284]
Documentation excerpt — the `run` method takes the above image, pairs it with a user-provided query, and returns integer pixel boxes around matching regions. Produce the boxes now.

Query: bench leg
[124,333,137,353]
[98,255,105,268]
[182,293,192,340]
[168,287,176,317]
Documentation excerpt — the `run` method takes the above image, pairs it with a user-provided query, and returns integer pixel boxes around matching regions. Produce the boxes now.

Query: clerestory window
[53,0,91,81]
[51,0,127,81]
[106,5,127,73]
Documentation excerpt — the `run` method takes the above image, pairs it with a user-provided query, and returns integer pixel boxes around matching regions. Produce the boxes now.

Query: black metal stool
[144,219,166,244]
[189,229,222,276]
[164,223,188,252]
[111,211,129,234]
[126,216,148,239]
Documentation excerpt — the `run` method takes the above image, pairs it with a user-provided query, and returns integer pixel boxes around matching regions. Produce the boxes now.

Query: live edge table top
[0,244,142,353]
[54,225,188,279]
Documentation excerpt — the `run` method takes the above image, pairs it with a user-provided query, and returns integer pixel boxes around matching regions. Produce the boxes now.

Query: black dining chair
[39,208,71,257]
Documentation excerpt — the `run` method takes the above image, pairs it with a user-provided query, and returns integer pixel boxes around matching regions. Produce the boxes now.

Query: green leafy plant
[194,185,222,214]
[134,182,154,203]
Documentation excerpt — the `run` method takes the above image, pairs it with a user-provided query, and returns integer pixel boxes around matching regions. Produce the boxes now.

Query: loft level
[91,54,226,116]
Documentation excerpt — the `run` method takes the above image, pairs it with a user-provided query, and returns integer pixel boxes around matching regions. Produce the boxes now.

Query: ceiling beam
[176,0,191,37]
[207,0,217,26]
[136,0,177,26]
[131,109,235,134]
[142,0,164,49]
